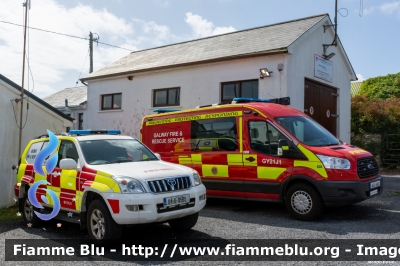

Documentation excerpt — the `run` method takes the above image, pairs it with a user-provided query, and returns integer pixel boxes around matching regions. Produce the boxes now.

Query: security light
[260,68,273,79]
[324,53,335,60]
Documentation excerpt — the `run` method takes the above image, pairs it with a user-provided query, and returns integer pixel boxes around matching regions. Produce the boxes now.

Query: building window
[221,80,258,103]
[101,93,122,110]
[153,87,180,107]
[78,113,83,130]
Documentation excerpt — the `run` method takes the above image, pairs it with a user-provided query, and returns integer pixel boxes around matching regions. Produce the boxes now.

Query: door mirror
[278,139,290,158]
[154,153,161,160]
[60,158,77,170]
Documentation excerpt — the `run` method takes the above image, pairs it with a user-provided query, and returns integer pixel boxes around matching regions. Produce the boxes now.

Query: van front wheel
[285,183,324,221]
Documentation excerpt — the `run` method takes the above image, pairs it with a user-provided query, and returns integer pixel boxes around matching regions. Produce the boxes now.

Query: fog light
[199,194,206,201]
[126,205,140,212]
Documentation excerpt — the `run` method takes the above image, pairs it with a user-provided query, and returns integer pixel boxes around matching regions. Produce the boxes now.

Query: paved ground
[1,175,400,266]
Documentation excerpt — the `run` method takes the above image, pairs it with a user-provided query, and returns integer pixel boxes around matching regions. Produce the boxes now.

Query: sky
[0,0,399,98]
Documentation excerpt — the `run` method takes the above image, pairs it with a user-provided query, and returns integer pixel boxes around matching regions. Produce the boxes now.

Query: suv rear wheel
[285,183,324,221]
[87,199,122,242]
[22,195,42,227]
[168,212,199,230]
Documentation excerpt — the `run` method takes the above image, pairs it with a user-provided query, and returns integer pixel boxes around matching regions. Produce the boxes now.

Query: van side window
[248,121,287,156]
[57,140,79,167]
[191,118,238,152]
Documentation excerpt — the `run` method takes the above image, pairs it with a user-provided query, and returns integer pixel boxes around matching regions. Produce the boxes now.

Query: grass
[0,204,23,222]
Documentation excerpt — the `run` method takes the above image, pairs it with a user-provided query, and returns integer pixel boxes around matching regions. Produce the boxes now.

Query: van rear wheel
[168,212,199,230]
[285,183,324,221]
[22,195,42,227]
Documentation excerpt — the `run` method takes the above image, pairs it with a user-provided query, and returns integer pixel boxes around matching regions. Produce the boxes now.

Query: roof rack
[69,129,121,135]
[35,133,69,139]
[232,97,290,105]
[153,109,180,114]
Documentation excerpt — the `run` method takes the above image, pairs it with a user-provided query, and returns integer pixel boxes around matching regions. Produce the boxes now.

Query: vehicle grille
[357,156,379,178]
[147,176,191,193]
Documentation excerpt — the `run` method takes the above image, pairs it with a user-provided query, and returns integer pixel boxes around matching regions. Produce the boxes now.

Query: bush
[359,72,400,100]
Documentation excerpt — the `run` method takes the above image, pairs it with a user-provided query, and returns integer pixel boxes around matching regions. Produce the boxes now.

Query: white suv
[15,130,206,242]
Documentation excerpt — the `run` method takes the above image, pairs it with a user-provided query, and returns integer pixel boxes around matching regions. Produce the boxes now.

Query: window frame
[221,79,259,103]
[153,87,180,107]
[101,93,122,110]
[78,113,83,130]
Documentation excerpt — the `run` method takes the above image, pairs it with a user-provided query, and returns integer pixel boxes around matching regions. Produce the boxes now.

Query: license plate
[163,194,190,207]
[370,189,378,196]
[370,180,381,189]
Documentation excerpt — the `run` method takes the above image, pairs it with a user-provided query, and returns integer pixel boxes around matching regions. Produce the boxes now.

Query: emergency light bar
[232,97,290,105]
[69,129,121,135]
[153,109,180,114]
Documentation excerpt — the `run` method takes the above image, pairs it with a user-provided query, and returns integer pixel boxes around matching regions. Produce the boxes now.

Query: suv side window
[25,142,45,164]
[248,121,287,156]
[56,140,79,167]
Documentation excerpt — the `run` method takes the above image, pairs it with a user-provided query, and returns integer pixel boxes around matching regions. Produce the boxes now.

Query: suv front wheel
[87,199,122,242]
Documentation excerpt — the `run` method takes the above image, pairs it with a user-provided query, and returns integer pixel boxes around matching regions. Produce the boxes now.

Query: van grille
[147,176,191,193]
[357,157,379,178]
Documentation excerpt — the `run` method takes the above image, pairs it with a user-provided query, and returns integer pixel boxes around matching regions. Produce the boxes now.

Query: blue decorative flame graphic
[28,180,61,221]
[33,130,58,176]
[29,130,61,221]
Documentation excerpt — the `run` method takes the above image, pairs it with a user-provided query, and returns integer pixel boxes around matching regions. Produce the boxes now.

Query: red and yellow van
[140,98,382,220]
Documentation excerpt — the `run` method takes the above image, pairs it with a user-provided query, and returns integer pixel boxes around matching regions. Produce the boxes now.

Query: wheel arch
[280,175,324,200]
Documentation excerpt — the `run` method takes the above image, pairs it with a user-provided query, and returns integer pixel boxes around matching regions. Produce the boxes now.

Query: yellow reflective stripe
[17,164,27,182]
[202,165,229,177]
[94,174,120,193]
[244,107,268,119]
[243,154,257,166]
[239,117,243,153]
[227,154,243,165]
[146,111,243,126]
[49,186,60,192]
[295,144,327,178]
[60,170,77,190]
[192,154,202,164]
[90,182,112,192]
[178,156,191,165]
[34,171,47,181]
[282,146,289,150]
[257,167,286,179]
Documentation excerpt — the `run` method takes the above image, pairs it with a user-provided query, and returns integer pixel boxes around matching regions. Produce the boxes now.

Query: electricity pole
[89,32,99,73]
[18,0,29,161]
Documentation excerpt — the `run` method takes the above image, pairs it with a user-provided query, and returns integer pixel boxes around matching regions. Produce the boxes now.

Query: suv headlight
[316,155,350,170]
[192,171,202,186]
[114,176,146,193]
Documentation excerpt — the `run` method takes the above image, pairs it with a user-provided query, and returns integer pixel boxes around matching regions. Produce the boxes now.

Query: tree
[359,72,400,100]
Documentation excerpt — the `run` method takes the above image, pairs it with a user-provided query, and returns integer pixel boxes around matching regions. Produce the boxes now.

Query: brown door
[304,79,338,136]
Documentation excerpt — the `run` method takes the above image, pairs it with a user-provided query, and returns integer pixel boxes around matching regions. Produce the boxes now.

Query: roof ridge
[129,13,328,55]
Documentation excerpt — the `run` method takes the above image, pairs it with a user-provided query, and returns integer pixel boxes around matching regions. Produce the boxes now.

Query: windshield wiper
[104,159,133,164]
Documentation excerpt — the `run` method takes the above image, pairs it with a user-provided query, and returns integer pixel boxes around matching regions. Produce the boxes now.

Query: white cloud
[362,1,400,17]
[0,0,235,98]
[185,12,236,38]
[356,74,365,82]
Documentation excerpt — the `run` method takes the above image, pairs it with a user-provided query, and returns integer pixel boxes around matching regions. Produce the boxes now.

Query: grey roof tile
[42,86,87,107]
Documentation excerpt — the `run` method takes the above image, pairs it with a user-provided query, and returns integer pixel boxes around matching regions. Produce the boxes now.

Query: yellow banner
[146,111,243,126]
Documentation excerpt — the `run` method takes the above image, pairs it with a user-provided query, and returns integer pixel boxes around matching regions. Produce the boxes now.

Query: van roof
[145,102,306,120]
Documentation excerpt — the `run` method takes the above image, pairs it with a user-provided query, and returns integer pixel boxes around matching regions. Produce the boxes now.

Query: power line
[0,20,134,51]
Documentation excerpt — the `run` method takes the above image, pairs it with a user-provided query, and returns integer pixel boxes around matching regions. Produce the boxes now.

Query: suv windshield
[79,139,158,165]
[275,116,339,147]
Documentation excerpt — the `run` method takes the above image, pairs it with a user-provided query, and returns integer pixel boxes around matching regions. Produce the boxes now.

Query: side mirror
[278,139,290,158]
[60,158,77,170]
[154,153,161,160]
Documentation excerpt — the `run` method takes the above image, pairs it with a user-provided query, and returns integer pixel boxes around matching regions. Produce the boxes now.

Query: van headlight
[114,176,146,193]
[316,155,350,170]
[192,171,202,186]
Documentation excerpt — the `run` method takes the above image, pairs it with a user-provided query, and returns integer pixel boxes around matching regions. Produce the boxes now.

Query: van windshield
[275,116,339,147]
[79,139,158,165]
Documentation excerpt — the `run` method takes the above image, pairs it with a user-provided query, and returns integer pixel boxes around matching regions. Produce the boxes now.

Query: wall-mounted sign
[309,106,314,115]
[314,54,333,83]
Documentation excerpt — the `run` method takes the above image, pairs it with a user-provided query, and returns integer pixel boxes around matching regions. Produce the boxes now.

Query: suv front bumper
[102,184,206,225]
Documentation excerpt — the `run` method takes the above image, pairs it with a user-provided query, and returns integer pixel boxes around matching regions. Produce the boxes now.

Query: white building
[43,86,87,131]
[81,14,356,142]
[0,74,73,207]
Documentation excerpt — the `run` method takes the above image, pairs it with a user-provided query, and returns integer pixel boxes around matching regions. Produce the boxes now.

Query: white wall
[287,17,354,143]
[87,55,289,139]
[0,79,72,207]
